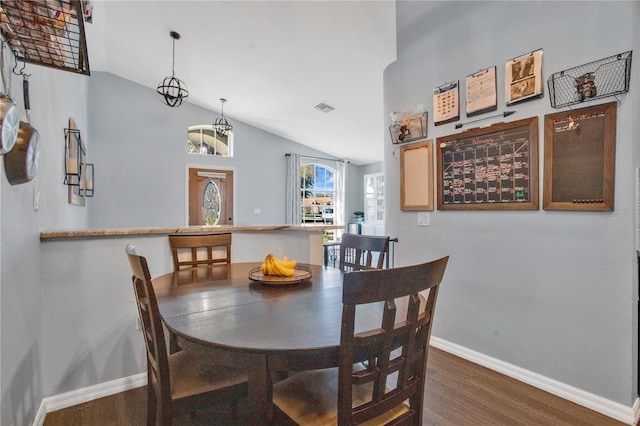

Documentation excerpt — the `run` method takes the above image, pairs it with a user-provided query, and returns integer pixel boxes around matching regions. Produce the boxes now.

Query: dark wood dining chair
[272,256,449,425]
[339,233,390,271]
[125,245,247,426]
[168,232,232,271]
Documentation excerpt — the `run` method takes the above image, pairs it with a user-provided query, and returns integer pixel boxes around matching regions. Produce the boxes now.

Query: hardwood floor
[422,348,629,426]
[44,347,632,426]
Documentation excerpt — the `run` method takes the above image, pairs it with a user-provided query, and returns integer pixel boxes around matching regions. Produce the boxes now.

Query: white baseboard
[32,403,46,426]
[32,373,146,426]
[430,336,638,425]
[32,343,640,426]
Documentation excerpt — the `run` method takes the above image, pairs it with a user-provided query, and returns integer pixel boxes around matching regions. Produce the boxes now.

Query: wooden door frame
[184,164,237,226]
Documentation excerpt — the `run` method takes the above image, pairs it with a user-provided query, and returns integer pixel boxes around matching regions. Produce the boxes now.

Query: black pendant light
[157,31,189,107]
[212,98,233,135]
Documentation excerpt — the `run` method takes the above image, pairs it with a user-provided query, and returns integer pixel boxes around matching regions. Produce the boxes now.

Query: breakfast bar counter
[40,223,343,240]
[40,224,343,267]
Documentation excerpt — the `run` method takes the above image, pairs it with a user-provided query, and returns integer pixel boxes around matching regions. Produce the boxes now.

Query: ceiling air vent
[313,102,336,113]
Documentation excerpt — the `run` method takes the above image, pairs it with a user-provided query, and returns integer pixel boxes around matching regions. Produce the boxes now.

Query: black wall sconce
[64,127,83,186]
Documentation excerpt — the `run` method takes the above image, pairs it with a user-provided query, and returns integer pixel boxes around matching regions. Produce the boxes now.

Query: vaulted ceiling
[84,1,397,165]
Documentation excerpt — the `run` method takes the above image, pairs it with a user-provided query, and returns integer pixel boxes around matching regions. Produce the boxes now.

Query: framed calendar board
[436,117,539,210]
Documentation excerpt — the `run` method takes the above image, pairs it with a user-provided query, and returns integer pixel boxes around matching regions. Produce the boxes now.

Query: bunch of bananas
[261,254,297,277]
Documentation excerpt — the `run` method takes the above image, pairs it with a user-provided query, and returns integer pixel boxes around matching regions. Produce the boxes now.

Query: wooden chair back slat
[125,245,173,413]
[169,233,232,271]
[338,256,449,425]
[126,244,248,425]
[339,233,390,271]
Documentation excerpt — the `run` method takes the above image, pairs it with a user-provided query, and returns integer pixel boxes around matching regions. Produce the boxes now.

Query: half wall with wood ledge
[38,223,343,402]
[40,224,343,266]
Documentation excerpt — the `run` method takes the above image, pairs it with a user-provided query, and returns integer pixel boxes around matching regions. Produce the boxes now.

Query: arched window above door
[187,125,234,157]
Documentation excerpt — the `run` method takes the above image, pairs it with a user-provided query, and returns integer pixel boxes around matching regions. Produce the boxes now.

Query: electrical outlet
[417,213,430,226]
[33,188,40,211]
[253,208,261,215]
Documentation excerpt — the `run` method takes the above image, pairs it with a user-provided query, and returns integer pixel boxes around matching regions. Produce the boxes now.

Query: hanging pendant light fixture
[157,31,189,107]
[212,98,233,135]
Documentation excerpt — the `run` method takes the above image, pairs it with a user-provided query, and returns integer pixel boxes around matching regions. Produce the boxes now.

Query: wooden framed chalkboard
[436,117,539,210]
[400,140,434,211]
[543,102,616,211]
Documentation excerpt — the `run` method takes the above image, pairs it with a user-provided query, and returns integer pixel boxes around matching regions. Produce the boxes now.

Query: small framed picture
[505,48,543,105]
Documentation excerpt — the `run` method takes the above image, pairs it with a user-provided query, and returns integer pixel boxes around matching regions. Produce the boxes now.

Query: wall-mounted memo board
[436,117,539,210]
[543,102,616,211]
[400,140,434,211]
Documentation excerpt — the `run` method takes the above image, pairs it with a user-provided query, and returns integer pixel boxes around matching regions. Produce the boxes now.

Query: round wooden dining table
[152,262,348,425]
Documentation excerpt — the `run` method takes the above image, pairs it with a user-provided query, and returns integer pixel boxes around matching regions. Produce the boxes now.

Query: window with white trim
[187,125,234,157]
[300,164,336,224]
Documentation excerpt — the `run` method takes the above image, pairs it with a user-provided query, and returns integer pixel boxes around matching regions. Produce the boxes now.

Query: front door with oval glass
[188,168,234,226]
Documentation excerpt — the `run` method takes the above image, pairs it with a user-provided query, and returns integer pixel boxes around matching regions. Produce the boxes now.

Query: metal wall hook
[613,95,622,107]
[11,51,29,77]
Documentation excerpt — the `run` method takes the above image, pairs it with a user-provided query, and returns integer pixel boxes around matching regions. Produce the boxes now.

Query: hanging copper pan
[0,42,19,155]
[4,73,39,185]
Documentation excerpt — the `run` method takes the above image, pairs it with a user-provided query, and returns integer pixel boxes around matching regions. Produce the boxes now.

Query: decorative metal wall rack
[0,0,90,75]
[547,51,631,109]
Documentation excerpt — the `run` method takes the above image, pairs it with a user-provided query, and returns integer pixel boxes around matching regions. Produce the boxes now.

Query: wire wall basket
[547,50,631,109]
[0,0,90,75]
[389,111,428,145]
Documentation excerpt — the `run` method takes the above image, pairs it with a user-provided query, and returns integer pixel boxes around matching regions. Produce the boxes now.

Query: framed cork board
[543,102,616,211]
[400,140,434,211]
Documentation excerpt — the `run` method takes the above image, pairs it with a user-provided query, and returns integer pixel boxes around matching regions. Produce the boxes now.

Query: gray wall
[0,67,375,424]
[5,2,637,424]
[385,0,638,406]
[1,64,90,424]
[86,72,369,229]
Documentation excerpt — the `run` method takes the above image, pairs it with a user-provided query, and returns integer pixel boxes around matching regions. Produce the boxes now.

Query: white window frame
[300,162,337,225]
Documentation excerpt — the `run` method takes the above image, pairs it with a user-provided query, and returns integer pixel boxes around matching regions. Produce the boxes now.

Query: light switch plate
[33,188,40,211]
[417,212,430,226]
